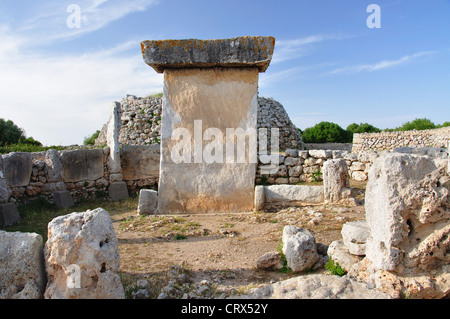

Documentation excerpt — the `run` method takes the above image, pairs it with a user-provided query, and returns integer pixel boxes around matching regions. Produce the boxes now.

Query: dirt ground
[111,182,367,298]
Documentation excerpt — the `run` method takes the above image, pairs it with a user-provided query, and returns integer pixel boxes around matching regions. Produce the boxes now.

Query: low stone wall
[0,146,159,204]
[256,149,380,186]
[352,126,450,152]
[305,143,352,151]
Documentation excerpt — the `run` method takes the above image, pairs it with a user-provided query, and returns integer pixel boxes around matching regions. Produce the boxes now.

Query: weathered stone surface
[341,220,369,256]
[3,152,32,187]
[264,185,323,206]
[137,189,158,215]
[246,274,391,299]
[45,149,63,182]
[323,158,350,203]
[61,149,104,182]
[256,251,283,270]
[157,68,259,214]
[44,208,125,299]
[106,101,122,175]
[281,226,319,272]
[349,151,450,299]
[121,144,160,180]
[0,203,20,227]
[0,179,10,203]
[254,185,265,211]
[327,240,363,272]
[141,36,275,73]
[0,231,46,299]
[52,190,74,209]
[108,181,129,201]
[365,152,448,271]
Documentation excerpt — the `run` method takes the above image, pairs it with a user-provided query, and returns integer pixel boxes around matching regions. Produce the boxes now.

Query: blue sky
[0,0,449,146]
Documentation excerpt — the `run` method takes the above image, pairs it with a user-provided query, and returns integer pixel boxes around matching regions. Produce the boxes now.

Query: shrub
[302,122,352,143]
[398,118,436,131]
[325,258,347,276]
[83,130,100,146]
[346,122,381,134]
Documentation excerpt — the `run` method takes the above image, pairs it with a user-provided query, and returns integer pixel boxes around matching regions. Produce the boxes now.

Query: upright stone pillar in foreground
[141,37,275,213]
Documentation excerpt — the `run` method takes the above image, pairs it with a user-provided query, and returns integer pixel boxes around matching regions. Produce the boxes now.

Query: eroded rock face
[282,226,319,272]
[349,151,450,299]
[247,274,391,299]
[0,231,46,299]
[44,208,124,299]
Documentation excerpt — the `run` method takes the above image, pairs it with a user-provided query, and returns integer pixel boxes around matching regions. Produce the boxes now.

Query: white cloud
[272,34,352,64]
[0,28,163,146]
[328,51,435,75]
[19,0,158,44]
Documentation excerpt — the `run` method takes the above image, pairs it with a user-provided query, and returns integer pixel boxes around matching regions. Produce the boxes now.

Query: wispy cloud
[272,34,352,64]
[19,0,158,44]
[327,51,435,75]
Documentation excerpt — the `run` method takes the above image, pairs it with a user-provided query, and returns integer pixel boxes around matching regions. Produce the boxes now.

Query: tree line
[300,118,450,144]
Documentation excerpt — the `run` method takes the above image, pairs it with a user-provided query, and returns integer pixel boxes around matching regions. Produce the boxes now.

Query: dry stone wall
[352,126,450,152]
[0,146,159,204]
[95,95,304,151]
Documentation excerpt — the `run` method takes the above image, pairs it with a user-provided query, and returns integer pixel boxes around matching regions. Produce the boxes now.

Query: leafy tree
[439,121,450,128]
[83,130,100,146]
[0,119,26,146]
[398,118,436,131]
[302,121,352,143]
[346,122,381,134]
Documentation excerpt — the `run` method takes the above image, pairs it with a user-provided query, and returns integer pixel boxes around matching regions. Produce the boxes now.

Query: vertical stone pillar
[322,158,350,203]
[141,37,274,213]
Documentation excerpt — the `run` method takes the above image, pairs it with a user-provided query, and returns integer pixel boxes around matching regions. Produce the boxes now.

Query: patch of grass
[277,241,292,273]
[2,196,140,242]
[174,234,187,240]
[325,258,347,276]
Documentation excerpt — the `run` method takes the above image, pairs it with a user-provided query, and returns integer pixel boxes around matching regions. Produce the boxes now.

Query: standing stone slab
[108,181,129,201]
[61,149,104,183]
[137,189,158,215]
[142,37,274,214]
[0,203,21,227]
[323,158,350,203]
[3,152,32,187]
[121,144,160,180]
[52,190,74,209]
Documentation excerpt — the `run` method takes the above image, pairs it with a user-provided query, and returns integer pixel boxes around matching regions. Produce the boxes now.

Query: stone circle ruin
[0,36,449,299]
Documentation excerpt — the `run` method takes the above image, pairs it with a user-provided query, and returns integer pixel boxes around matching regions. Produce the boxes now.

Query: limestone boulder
[44,208,125,299]
[247,274,391,299]
[327,240,363,272]
[341,220,370,256]
[0,231,46,299]
[282,226,319,272]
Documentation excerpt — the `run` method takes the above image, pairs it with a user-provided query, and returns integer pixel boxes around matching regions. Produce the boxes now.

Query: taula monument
[141,36,275,214]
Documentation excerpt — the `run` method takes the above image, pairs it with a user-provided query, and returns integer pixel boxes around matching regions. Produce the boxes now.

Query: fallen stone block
[256,251,283,270]
[327,240,363,272]
[282,226,319,272]
[137,189,158,215]
[264,185,323,207]
[0,231,46,299]
[341,220,369,256]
